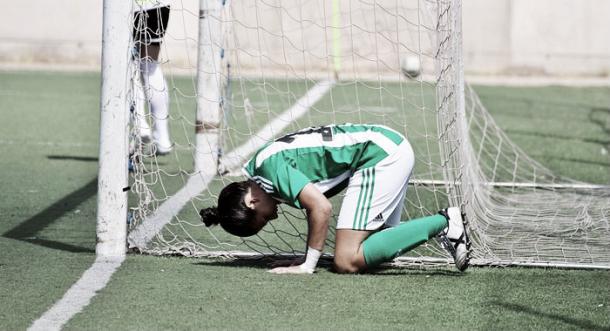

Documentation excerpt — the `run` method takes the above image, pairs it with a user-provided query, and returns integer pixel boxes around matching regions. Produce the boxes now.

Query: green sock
[362,214,448,267]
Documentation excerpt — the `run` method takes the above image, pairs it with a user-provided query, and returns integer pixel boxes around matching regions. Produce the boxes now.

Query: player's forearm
[294,183,332,273]
[295,204,330,273]
[306,204,331,251]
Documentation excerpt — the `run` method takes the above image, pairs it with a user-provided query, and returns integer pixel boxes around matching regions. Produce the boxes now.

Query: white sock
[133,75,151,140]
[140,59,171,149]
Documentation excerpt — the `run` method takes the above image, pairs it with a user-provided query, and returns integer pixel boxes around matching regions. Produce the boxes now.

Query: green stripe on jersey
[353,168,369,230]
[352,167,376,230]
[360,168,375,230]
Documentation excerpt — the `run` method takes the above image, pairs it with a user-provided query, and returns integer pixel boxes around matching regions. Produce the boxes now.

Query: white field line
[128,79,335,248]
[127,174,211,248]
[28,256,125,331]
[27,79,333,331]
[220,79,336,170]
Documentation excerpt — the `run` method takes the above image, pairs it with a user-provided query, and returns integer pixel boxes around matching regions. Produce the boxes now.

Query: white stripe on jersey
[251,176,274,193]
[252,175,272,187]
[313,170,351,193]
[254,130,400,168]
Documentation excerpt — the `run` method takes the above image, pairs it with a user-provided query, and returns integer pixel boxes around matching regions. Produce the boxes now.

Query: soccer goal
[97,0,610,269]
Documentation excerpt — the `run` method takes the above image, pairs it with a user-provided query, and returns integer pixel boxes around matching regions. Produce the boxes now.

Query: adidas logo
[373,213,384,222]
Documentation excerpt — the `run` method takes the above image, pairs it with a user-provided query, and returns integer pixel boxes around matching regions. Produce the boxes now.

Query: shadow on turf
[590,107,610,152]
[505,106,610,151]
[503,129,610,150]
[489,300,608,331]
[194,257,464,276]
[2,177,97,253]
[47,155,99,162]
[46,155,169,169]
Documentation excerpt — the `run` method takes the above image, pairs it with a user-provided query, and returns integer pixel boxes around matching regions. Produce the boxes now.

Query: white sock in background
[140,59,172,154]
[133,74,151,142]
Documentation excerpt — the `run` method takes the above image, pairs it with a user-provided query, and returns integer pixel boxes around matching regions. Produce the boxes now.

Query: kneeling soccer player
[200,123,470,274]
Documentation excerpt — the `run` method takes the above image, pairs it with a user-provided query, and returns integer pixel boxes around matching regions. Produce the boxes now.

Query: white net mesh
[124,0,610,268]
[461,85,610,268]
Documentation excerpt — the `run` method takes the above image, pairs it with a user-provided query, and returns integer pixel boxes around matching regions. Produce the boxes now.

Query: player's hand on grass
[268,257,304,268]
[268,264,314,274]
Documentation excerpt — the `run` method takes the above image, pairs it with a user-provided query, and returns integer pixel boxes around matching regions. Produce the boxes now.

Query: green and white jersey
[242,124,405,208]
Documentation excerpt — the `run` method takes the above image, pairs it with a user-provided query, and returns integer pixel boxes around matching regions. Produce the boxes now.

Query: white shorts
[336,140,414,231]
[133,5,170,44]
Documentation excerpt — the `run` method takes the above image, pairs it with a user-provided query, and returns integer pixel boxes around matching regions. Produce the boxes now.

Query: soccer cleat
[152,124,172,155]
[139,127,152,144]
[154,141,173,155]
[153,135,173,155]
[437,207,470,271]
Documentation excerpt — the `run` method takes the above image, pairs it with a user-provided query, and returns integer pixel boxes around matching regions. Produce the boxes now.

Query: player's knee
[333,256,362,274]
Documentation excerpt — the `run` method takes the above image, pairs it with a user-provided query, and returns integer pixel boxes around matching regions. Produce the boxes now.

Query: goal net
[122,0,610,269]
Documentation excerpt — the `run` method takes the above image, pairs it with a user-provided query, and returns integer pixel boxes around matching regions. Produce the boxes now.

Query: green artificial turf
[0,71,99,329]
[0,70,608,330]
[65,255,610,331]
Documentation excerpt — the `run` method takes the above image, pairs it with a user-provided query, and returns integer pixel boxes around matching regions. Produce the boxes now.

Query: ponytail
[200,207,221,227]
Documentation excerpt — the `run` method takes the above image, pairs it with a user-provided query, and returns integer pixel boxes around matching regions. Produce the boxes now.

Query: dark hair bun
[200,207,220,227]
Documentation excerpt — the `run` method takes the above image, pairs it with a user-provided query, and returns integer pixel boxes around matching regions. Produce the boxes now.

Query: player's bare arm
[299,183,332,252]
[269,183,331,274]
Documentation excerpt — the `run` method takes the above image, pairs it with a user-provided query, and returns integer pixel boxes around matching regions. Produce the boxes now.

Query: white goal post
[97,0,610,269]
[96,0,132,257]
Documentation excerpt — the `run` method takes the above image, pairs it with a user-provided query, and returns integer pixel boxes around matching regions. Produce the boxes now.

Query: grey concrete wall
[463,0,610,76]
[0,0,608,76]
[0,0,104,65]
